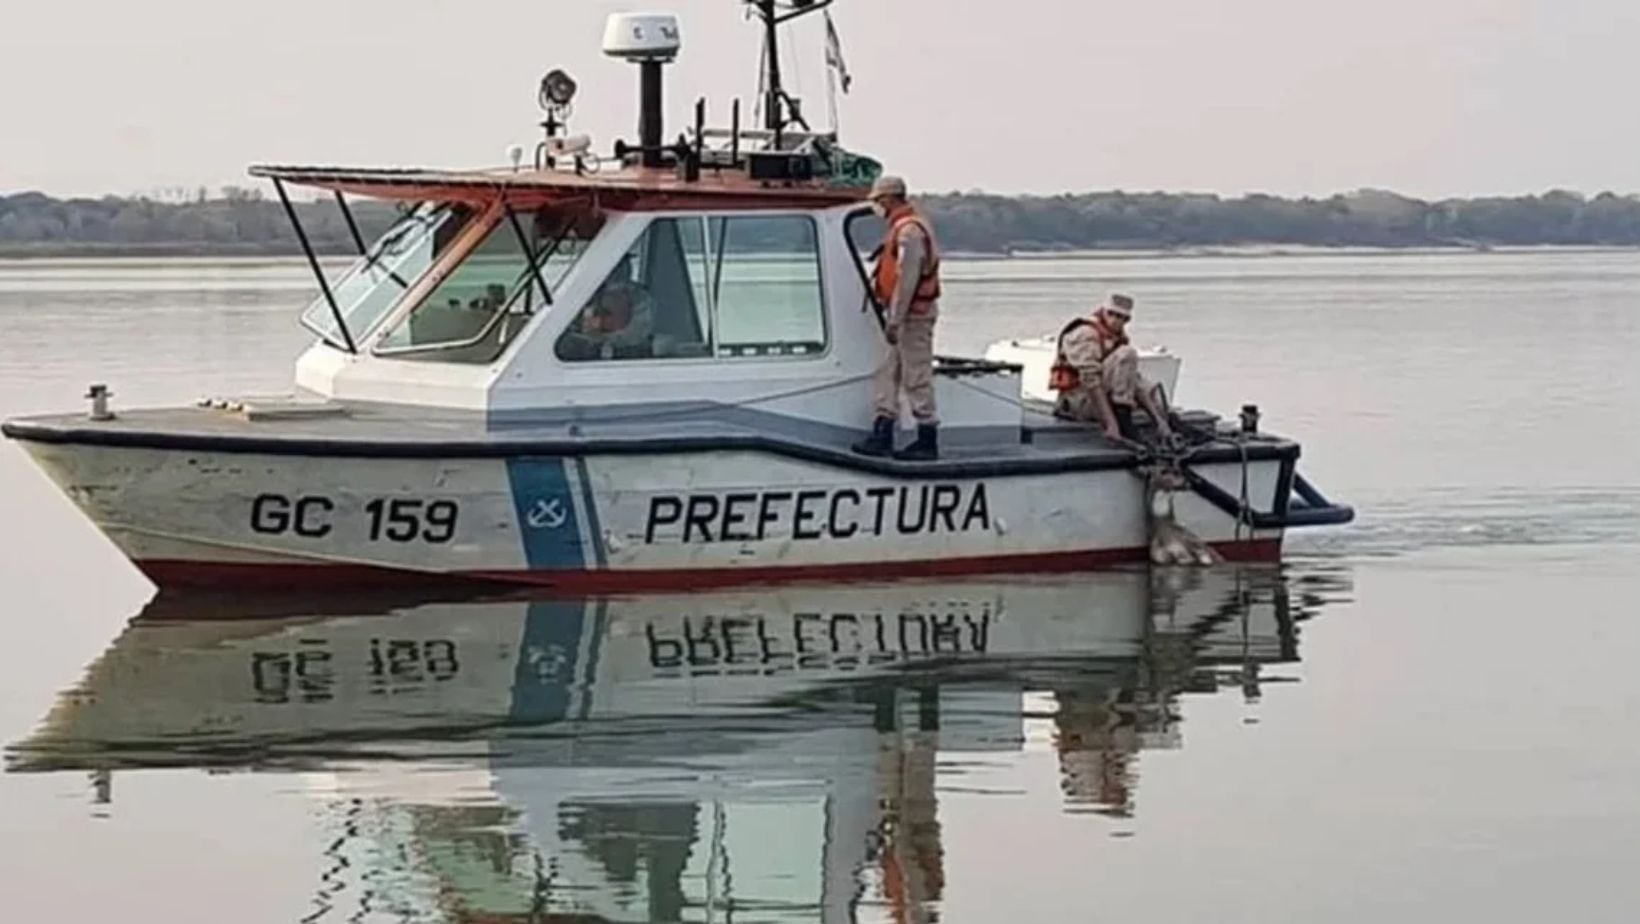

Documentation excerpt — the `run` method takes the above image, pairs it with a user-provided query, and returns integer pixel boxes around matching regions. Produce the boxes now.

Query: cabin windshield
[373,201,605,363]
[300,202,480,349]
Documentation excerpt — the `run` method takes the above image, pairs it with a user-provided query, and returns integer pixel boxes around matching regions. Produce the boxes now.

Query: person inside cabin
[1051,293,1174,442]
[469,283,508,312]
[852,175,943,462]
[564,254,655,359]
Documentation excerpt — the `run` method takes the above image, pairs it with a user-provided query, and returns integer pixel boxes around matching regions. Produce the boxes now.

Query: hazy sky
[3,0,1636,199]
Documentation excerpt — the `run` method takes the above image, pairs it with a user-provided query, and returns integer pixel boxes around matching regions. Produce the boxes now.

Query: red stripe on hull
[134,539,1282,593]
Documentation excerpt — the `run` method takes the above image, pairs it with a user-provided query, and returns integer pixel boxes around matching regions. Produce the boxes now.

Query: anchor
[527,497,569,530]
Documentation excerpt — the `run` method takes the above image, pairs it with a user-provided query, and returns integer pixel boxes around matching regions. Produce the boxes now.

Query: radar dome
[602,12,682,62]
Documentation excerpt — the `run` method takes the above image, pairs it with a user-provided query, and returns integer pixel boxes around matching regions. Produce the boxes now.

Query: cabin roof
[249,163,870,211]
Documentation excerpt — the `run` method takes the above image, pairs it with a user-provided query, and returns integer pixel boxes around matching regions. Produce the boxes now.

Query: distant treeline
[0,188,398,257]
[4,185,1640,257]
[923,188,1640,253]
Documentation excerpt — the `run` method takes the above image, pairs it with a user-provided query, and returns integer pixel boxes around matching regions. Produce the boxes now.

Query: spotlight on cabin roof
[539,68,578,109]
[601,12,682,62]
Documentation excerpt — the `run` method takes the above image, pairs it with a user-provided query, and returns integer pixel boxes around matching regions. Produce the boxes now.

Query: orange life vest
[1048,315,1128,392]
[873,207,942,313]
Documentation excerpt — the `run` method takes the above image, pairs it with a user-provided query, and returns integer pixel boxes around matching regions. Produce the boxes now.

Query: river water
[1,251,1637,922]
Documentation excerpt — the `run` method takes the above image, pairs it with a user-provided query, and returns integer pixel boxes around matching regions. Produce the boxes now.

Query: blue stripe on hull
[509,600,592,725]
[505,458,586,570]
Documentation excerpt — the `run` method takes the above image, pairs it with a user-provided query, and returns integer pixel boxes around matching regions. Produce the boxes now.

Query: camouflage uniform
[1057,321,1146,422]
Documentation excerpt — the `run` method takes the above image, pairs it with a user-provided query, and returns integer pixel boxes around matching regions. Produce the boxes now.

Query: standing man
[852,175,943,461]
[1051,293,1174,442]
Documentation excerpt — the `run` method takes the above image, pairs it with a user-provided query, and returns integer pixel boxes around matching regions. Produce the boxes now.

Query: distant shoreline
[2,243,1636,262]
[0,243,339,259]
[7,186,1640,257]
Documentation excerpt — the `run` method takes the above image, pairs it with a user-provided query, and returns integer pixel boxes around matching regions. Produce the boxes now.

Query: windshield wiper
[336,192,414,290]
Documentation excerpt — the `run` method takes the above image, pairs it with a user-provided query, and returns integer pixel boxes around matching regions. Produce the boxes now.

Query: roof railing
[271,177,356,354]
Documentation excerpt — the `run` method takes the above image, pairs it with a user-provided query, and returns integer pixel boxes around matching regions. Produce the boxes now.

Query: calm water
[2,252,1638,922]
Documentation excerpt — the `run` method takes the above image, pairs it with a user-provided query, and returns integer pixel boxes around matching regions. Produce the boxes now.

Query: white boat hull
[19,440,1285,588]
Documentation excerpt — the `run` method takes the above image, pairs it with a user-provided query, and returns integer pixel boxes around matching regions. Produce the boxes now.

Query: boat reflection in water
[11,565,1349,923]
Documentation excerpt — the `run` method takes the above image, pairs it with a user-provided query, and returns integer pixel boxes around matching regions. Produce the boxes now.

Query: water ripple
[1292,486,1640,556]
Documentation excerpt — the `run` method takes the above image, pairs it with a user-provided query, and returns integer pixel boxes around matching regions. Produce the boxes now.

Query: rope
[1230,436,1249,542]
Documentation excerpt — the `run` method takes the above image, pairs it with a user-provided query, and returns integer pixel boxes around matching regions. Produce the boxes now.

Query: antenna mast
[748,0,834,145]
[757,0,782,134]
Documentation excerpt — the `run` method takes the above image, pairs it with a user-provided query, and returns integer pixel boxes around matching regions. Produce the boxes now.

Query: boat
[0,4,1352,590]
[9,567,1347,922]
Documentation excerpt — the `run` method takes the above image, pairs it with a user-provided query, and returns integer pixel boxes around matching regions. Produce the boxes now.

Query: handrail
[273,177,356,354]
[1183,466,1355,529]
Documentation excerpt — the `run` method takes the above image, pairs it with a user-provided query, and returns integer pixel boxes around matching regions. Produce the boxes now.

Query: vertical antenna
[757,0,783,145]
[824,45,838,135]
[823,7,851,137]
[691,97,706,180]
[730,97,741,166]
[749,1,836,145]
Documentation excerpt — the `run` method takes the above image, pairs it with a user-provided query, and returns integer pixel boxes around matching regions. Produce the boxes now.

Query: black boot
[894,423,939,461]
[851,416,895,457]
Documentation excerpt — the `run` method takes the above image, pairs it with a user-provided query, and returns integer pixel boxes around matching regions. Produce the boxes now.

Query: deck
[3,398,1301,479]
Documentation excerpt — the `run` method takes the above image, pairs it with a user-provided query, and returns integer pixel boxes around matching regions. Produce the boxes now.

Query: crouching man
[1050,293,1173,442]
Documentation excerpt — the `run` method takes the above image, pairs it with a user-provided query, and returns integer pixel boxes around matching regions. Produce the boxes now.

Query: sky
[2,0,1637,200]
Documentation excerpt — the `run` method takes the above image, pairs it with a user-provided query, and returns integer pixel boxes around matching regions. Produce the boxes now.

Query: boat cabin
[257,164,1023,441]
[247,7,1026,443]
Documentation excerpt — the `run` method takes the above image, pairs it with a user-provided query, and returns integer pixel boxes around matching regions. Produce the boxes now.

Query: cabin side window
[556,218,712,362]
[709,215,826,358]
[373,203,605,363]
[554,213,826,363]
